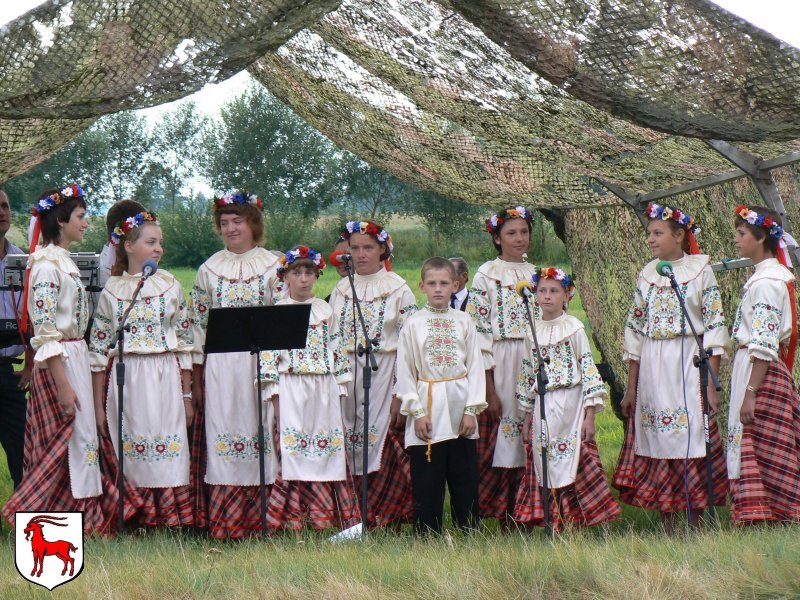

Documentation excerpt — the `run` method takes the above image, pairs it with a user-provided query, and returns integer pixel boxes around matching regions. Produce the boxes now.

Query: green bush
[158,200,223,268]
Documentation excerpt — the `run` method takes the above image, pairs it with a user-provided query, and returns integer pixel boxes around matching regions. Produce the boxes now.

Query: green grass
[2,262,799,597]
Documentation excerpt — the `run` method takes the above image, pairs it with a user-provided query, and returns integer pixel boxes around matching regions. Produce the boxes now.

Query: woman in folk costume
[89,209,194,528]
[613,203,729,530]
[465,207,538,522]
[190,191,284,539]
[328,221,417,527]
[1,186,123,535]
[728,205,800,524]
[262,247,360,530]
[513,268,620,530]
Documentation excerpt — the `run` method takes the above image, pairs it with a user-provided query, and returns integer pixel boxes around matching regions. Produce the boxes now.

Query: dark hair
[421,256,457,280]
[735,205,781,256]
[214,203,265,244]
[646,218,690,254]
[38,188,88,246]
[448,256,469,276]
[491,217,532,254]
[106,199,146,238]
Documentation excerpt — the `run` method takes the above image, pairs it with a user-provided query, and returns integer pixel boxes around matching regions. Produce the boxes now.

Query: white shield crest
[14,512,84,591]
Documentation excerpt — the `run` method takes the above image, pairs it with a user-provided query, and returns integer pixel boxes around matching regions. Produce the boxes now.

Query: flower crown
[110,211,159,246]
[531,267,576,301]
[646,203,699,235]
[31,184,85,216]
[277,246,326,279]
[486,206,533,235]
[213,191,263,212]
[735,205,783,239]
[339,221,394,253]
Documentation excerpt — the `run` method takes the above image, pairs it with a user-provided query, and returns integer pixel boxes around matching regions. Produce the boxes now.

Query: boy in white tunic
[397,257,486,534]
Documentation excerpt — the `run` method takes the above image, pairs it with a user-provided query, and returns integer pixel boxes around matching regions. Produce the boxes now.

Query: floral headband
[531,267,576,301]
[646,203,699,235]
[110,211,159,246]
[277,245,326,279]
[339,220,394,253]
[213,191,263,212]
[486,206,533,235]
[734,205,783,239]
[31,184,85,216]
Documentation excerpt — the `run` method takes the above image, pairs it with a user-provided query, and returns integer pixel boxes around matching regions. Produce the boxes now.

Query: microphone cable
[679,299,692,525]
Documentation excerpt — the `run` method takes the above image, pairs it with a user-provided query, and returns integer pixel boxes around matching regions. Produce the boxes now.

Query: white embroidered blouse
[191,246,284,364]
[624,254,729,361]
[515,313,607,412]
[731,258,795,362]
[466,258,539,370]
[328,267,418,359]
[28,245,90,366]
[260,297,352,395]
[88,270,194,371]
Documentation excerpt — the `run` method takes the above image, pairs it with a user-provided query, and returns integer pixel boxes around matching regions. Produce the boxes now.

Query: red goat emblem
[24,515,78,577]
[14,512,84,590]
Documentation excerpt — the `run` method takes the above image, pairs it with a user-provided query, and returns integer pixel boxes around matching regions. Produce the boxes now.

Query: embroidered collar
[426,305,450,314]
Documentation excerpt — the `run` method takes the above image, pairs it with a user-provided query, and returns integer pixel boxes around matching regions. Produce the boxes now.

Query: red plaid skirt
[207,484,267,539]
[2,367,120,535]
[351,429,413,527]
[476,411,523,519]
[190,373,209,529]
[730,360,800,524]
[267,476,361,531]
[613,415,727,512]
[513,441,620,531]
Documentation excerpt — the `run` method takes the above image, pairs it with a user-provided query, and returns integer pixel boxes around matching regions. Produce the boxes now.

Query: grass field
[1,262,798,598]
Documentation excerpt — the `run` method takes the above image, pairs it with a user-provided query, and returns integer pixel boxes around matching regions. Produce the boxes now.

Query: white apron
[492,339,527,468]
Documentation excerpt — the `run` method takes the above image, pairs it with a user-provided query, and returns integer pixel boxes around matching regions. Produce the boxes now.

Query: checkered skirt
[730,360,800,524]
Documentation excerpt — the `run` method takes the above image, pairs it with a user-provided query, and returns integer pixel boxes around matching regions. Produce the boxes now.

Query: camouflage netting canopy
[2,0,800,388]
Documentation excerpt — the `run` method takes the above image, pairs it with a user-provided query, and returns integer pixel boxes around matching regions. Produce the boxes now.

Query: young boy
[396,257,487,534]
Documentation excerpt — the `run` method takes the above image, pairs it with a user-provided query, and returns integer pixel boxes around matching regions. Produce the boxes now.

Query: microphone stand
[520,290,552,537]
[663,267,721,526]
[109,271,149,535]
[342,256,378,537]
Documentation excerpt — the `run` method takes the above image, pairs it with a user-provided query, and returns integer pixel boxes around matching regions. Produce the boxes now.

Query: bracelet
[746,385,758,394]
[182,392,192,399]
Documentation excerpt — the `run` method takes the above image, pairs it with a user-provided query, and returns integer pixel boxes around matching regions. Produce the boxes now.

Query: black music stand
[204,304,311,540]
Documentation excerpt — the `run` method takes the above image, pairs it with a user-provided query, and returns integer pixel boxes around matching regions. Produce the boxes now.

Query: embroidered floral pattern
[701,284,726,332]
[750,301,782,355]
[540,340,576,388]
[466,288,492,335]
[727,423,743,453]
[496,283,528,339]
[626,287,648,337]
[31,281,59,328]
[214,432,269,460]
[547,433,577,462]
[287,322,332,375]
[123,433,184,462]
[84,441,99,467]
[580,351,605,398]
[337,296,388,351]
[426,317,458,368]
[640,406,689,433]
[191,285,212,330]
[114,295,169,352]
[282,427,344,458]
[515,356,536,409]
[500,416,524,439]
[345,425,379,452]
[645,284,688,339]
[214,274,267,308]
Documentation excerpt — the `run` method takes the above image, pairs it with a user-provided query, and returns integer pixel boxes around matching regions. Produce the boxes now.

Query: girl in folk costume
[190,192,284,539]
[513,268,620,530]
[465,207,538,521]
[1,186,121,535]
[262,247,360,530]
[613,203,729,530]
[328,221,417,527]
[89,209,195,528]
[728,205,800,524]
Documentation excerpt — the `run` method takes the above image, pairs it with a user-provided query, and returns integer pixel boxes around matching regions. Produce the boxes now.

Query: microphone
[328,250,352,267]
[656,260,674,278]
[515,279,534,299]
[141,259,158,280]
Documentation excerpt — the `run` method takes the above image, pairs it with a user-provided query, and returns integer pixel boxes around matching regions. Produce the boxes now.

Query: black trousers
[0,362,26,489]
[408,436,479,534]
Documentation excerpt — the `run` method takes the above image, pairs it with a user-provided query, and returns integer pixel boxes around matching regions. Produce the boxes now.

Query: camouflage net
[2,0,800,387]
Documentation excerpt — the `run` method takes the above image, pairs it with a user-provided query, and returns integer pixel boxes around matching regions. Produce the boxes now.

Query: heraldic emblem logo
[14,512,84,590]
